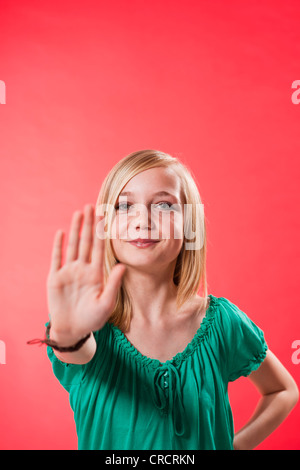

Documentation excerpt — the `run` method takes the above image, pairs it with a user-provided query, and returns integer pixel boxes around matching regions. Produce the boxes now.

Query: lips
[128,239,161,248]
[129,239,160,243]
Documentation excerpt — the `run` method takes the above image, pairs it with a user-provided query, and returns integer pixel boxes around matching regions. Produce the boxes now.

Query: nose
[135,204,154,228]
[131,203,158,237]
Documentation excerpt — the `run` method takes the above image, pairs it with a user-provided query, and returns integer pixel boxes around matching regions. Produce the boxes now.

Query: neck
[123,265,179,324]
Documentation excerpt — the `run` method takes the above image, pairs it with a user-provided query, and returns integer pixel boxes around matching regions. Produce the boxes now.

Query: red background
[0,0,299,450]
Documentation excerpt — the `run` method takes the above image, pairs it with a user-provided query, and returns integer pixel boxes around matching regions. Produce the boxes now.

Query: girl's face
[110,167,184,271]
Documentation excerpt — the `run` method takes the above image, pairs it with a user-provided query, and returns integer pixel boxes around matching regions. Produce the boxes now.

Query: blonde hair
[96,149,208,332]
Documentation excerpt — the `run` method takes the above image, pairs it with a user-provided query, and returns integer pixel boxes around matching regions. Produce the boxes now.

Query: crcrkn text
[105,454,195,466]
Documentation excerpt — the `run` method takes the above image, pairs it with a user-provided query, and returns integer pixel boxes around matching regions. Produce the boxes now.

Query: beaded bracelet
[27,322,91,352]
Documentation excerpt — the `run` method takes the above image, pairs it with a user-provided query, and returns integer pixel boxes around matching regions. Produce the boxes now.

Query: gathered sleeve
[46,322,107,393]
[217,297,268,382]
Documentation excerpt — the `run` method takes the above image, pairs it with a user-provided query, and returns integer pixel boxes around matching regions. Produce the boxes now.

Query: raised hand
[46,204,126,347]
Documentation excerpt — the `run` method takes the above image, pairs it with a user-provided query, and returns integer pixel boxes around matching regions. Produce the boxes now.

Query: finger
[91,215,106,273]
[65,211,84,263]
[100,264,127,313]
[49,230,64,274]
[78,204,94,262]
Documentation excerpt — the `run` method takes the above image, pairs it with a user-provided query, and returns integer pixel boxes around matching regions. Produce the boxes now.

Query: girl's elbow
[290,381,299,408]
[284,376,300,411]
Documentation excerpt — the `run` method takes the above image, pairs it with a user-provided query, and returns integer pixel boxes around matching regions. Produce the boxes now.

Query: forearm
[233,387,298,450]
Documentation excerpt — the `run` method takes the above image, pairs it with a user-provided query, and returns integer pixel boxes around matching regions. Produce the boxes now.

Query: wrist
[27,323,91,353]
[49,326,85,347]
[47,323,91,352]
[233,432,254,451]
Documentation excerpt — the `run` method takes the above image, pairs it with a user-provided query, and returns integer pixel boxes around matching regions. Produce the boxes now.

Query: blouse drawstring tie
[152,362,185,437]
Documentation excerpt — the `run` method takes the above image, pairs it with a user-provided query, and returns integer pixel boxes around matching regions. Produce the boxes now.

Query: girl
[42,149,298,450]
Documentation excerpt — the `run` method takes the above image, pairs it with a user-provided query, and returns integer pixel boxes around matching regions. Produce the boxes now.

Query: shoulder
[211,294,267,350]
[211,295,251,325]
[205,294,266,342]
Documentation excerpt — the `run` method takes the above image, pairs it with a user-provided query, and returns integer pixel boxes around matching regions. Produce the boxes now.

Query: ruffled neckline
[109,294,218,369]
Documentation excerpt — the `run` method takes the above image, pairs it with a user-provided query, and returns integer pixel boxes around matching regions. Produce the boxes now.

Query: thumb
[100,263,127,312]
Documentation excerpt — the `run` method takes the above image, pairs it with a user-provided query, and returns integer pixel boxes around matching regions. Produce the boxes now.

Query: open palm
[46,204,126,343]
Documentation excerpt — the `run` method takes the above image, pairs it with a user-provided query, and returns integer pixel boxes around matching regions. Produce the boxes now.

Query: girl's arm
[233,349,299,450]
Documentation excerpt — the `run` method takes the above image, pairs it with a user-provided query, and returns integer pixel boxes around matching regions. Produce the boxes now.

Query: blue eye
[115,202,174,211]
[155,202,173,210]
[115,202,129,211]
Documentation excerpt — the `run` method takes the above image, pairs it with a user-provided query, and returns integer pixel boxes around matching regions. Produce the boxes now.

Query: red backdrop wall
[0,0,299,450]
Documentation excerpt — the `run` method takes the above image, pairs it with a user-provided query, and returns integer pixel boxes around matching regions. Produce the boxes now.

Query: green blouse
[47,294,268,450]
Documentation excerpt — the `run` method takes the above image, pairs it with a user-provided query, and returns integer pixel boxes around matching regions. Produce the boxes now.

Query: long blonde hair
[96,149,208,332]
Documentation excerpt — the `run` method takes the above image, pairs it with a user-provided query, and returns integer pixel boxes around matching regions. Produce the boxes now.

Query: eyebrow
[119,191,178,199]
